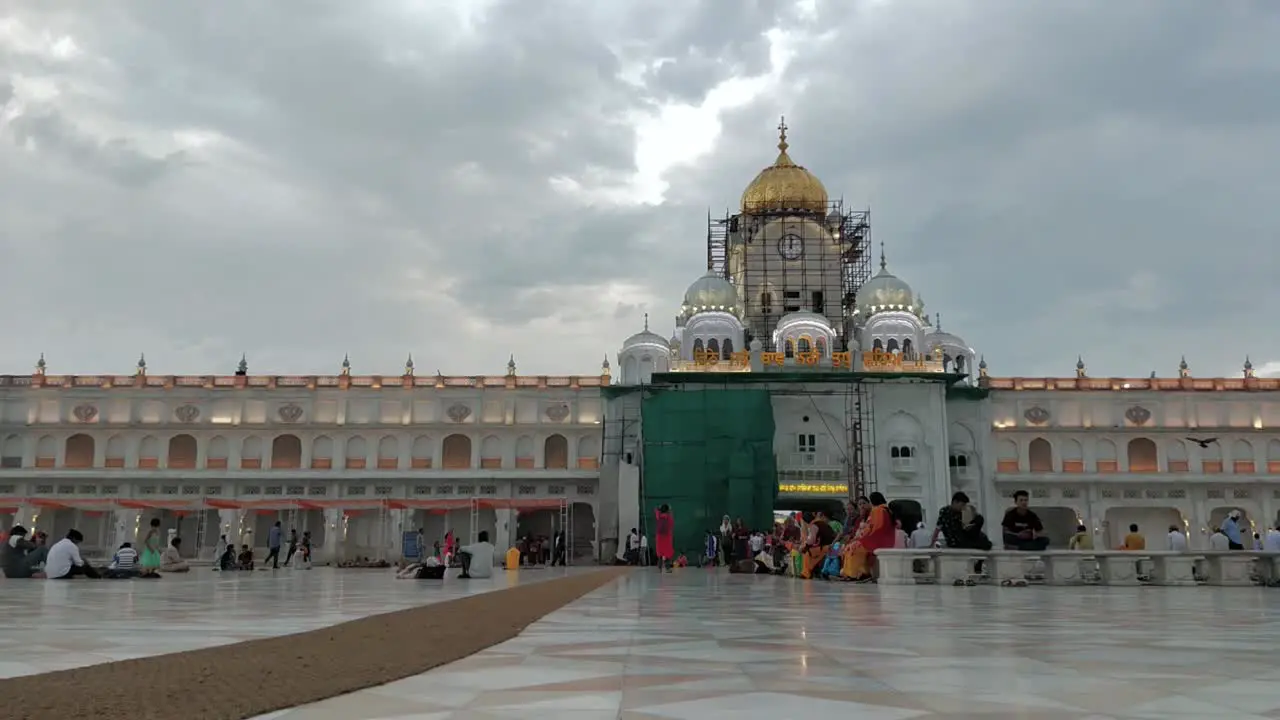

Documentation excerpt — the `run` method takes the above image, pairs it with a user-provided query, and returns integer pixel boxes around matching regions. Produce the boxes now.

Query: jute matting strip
[0,568,627,720]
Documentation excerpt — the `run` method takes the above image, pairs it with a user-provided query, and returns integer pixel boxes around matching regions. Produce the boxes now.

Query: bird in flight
[1186,437,1218,448]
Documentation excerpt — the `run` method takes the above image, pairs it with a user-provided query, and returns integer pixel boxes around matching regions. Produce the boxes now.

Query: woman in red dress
[654,504,674,573]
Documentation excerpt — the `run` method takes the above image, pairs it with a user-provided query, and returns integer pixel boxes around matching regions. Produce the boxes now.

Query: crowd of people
[691,489,1058,582]
[0,518,195,579]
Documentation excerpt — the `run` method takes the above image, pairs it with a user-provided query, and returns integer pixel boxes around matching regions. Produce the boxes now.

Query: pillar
[494,508,514,549]
[321,508,342,564]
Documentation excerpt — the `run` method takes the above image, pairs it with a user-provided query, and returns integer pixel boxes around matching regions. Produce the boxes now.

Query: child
[821,541,842,579]
[237,544,255,570]
[703,531,719,568]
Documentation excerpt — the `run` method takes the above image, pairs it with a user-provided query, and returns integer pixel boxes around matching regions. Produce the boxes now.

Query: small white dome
[682,273,741,316]
[624,329,669,350]
[855,247,918,317]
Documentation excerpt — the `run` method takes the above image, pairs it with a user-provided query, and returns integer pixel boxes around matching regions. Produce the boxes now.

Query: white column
[494,508,514,549]
[322,508,342,564]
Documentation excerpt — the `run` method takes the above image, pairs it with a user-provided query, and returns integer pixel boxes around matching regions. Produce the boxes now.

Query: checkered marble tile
[0,565,583,678]
[257,568,1280,720]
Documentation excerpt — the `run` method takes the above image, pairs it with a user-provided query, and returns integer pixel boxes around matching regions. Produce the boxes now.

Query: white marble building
[0,355,610,563]
[604,120,1280,553]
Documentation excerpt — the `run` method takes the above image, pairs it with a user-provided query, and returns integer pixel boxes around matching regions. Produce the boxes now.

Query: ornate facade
[0,358,610,563]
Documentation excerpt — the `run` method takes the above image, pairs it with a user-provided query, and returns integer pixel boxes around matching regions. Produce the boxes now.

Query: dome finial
[643,312,649,331]
[35,352,46,375]
[1076,355,1087,378]
[935,312,941,330]
[1179,355,1190,378]
[777,115,788,153]
[1244,355,1255,378]
[879,241,887,271]
[405,353,415,375]
[506,354,517,376]
[340,353,351,376]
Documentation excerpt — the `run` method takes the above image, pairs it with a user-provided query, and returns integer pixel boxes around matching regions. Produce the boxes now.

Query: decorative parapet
[981,376,1280,392]
[0,373,610,390]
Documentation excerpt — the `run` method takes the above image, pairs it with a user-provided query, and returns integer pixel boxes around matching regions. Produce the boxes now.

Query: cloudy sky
[1,1,1276,379]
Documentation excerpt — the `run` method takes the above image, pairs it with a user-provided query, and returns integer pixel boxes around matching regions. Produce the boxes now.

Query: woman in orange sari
[840,492,895,582]
[799,512,836,579]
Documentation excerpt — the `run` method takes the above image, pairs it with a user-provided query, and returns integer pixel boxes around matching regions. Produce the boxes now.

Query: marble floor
[257,569,1280,720]
[0,565,580,679]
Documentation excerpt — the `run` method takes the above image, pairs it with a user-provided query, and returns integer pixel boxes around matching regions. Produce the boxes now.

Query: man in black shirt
[932,492,992,550]
[1002,490,1050,551]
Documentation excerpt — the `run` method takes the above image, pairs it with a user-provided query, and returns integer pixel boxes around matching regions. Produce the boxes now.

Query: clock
[777,233,804,260]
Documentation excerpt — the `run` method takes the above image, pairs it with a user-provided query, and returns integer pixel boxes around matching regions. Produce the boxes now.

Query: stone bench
[1195,551,1280,586]
[874,548,940,585]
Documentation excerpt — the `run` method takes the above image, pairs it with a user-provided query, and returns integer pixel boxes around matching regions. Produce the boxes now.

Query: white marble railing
[875,548,1280,587]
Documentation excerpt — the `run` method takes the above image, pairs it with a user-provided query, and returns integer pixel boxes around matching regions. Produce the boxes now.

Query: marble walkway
[0,565,579,679]
[256,568,1280,720]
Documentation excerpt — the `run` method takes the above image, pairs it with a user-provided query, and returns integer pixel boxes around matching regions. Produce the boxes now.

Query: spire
[935,312,942,331]
[602,354,611,372]
[1178,355,1190,378]
[405,353,415,376]
[35,353,46,375]
[777,115,789,154]
[136,353,147,376]
[340,354,351,376]
[506,354,517,376]
[879,241,887,271]
[1076,356,1086,378]
[1245,355,1255,378]
[237,353,248,375]
[643,312,649,332]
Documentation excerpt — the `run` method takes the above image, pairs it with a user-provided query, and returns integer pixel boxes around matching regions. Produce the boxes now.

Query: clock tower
[709,118,872,352]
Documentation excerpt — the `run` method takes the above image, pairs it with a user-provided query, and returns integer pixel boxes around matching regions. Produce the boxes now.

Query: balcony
[780,452,844,470]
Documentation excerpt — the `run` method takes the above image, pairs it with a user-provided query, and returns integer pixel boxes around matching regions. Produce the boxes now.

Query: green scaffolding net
[641,386,778,558]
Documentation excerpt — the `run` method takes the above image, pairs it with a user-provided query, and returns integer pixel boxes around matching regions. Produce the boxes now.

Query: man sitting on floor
[46,529,100,580]
[105,542,140,579]
[161,537,191,573]
[1,525,49,578]
[458,531,495,580]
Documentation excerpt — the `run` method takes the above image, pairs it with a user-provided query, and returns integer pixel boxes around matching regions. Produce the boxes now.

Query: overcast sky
[2,1,1276,379]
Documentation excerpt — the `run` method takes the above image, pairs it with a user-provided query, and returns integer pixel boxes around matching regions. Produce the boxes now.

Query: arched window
[761,292,773,313]
[887,338,899,353]
[377,436,399,470]
[815,336,827,358]
[693,338,705,356]
[270,435,301,469]
[785,339,795,358]
[873,338,883,351]
[797,337,811,354]
[544,434,568,469]
[168,434,198,469]
[955,355,966,374]
[1028,438,1052,472]
[707,338,720,356]
[442,434,471,469]
[65,434,95,469]
[943,353,953,371]
[901,339,913,359]
[1127,437,1157,473]
[722,338,734,359]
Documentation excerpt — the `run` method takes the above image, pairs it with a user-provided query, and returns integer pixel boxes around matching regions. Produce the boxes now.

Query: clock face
[777,233,804,260]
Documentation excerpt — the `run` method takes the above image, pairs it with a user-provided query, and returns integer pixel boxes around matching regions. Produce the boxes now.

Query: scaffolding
[707,201,871,351]
[846,380,877,499]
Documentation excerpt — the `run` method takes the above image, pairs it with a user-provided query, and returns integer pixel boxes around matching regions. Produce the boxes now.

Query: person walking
[265,521,283,569]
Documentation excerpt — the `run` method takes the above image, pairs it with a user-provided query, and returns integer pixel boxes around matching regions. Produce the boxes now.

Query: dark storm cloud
[0,1,1275,378]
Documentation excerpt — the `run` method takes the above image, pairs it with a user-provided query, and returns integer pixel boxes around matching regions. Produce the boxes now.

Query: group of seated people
[396,531,495,580]
[1,524,194,579]
[714,489,1056,584]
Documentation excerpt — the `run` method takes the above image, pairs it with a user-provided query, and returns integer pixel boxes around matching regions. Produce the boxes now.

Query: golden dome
[740,118,828,215]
